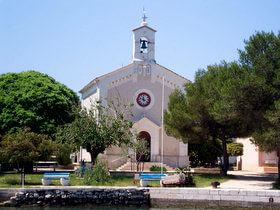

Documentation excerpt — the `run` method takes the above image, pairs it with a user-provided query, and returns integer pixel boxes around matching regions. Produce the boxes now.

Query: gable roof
[79,63,134,93]
[155,64,191,83]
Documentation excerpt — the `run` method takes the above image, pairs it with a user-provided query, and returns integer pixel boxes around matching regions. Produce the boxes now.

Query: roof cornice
[79,63,134,93]
[132,25,157,32]
[155,64,191,83]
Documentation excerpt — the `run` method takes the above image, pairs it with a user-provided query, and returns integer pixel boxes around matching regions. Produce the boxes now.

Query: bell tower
[132,10,156,63]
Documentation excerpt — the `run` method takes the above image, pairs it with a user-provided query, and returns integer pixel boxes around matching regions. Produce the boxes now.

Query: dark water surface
[0,207,263,210]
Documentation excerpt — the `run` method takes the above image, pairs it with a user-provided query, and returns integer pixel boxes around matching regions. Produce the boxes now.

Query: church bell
[140,39,148,49]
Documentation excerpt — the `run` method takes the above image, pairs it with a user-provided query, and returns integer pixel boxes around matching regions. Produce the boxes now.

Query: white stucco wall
[236,138,259,171]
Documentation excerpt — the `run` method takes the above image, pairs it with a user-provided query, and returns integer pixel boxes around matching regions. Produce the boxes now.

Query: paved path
[217,171,277,190]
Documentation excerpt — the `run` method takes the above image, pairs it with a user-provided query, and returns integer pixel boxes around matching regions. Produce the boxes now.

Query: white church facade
[79,15,189,169]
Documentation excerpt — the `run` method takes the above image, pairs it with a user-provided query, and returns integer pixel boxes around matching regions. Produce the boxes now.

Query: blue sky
[0,0,279,94]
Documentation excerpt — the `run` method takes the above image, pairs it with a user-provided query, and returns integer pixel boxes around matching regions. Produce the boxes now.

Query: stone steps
[117,161,175,172]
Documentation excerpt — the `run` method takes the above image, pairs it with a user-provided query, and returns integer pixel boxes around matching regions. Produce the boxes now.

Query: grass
[192,173,232,188]
[0,173,231,188]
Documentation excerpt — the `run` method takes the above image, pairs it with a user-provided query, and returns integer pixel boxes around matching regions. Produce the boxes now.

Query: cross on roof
[142,9,148,23]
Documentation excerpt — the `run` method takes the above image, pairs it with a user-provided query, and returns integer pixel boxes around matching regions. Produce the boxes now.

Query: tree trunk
[221,139,229,176]
[20,166,25,187]
[90,151,99,166]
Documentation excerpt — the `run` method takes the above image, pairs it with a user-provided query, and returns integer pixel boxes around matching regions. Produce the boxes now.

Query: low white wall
[149,187,280,207]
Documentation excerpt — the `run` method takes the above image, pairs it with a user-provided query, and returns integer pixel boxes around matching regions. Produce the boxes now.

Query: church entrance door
[137,131,151,162]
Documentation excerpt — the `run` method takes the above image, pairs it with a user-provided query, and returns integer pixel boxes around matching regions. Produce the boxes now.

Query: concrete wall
[237,138,260,171]
[259,151,278,167]
[149,187,280,208]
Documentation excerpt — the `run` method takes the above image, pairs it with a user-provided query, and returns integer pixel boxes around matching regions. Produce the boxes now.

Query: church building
[79,13,190,169]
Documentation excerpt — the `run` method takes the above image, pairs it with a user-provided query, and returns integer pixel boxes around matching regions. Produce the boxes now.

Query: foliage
[83,167,95,185]
[0,71,79,136]
[227,142,243,157]
[37,139,56,161]
[164,61,257,175]
[184,173,195,187]
[0,128,54,172]
[189,142,221,168]
[57,99,134,164]
[273,180,280,189]
[121,133,150,172]
[83,159,110,185]
[134,137,150,172]
[238,31,280,180]
[54,143,72,166]
[188,140,243,168]
[176,165,189,172]
[150,165,167,172]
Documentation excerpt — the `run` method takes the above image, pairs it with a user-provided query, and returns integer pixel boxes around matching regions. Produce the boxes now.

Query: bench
[41,173,70,186]
[34,162,57,172]
[139,173,169,187]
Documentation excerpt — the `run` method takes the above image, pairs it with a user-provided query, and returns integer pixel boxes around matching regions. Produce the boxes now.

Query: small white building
[236,138,278,172]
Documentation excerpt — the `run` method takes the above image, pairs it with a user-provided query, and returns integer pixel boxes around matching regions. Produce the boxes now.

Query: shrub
[54,143,72,166]
[150,165,167,172]
[176,165,189,173]
[185,173,195,187]
[83,159,110,185]
[83,166,95,185]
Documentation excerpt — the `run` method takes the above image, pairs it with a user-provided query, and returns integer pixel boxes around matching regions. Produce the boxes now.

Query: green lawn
[192,173,232,188]
[0,173,231,188]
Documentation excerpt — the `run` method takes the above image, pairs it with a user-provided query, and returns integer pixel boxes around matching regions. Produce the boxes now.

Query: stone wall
[2,187,280,208]
[1,188,149,207]
[0,189,21,202]
[149,188,280,208]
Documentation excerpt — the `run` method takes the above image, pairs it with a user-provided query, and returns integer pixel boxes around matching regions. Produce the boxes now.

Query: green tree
[56,100,134,164]
[227,142,243,157]
[165,62,253,175]
[188,142,221,168]
[239,31,280,180]
[238,31,280,130]
[121,134,150,172]
[0,128,54,172]
[0,71,79,136]
[251,101,280,179]
[189,140,243,168]
[54,143,72,166]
